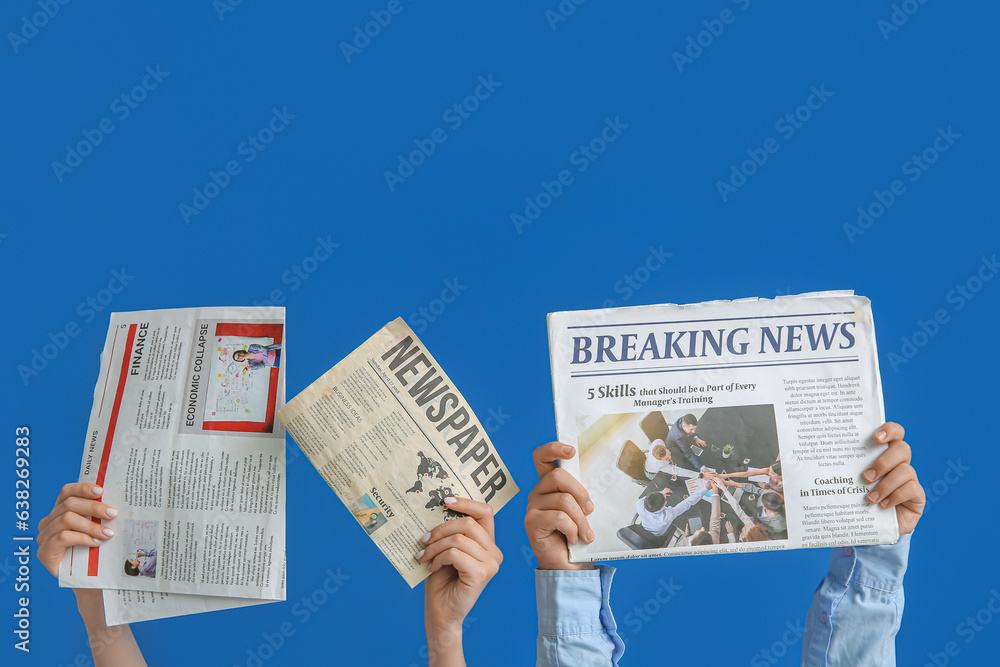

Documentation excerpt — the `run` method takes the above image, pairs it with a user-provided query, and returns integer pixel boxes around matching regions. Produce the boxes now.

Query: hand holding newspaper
[60,307,287,624]
[278,318,518,587]
[547,290,899,562]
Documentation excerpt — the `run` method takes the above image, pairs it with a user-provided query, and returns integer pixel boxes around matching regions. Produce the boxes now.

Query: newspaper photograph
[277,317,518,588]
[59,307,287,603]
[547,291,900,563]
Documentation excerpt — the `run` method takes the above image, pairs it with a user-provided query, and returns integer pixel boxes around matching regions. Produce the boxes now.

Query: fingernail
[102,528,115,537]
[587,529,595,542]
[91,486,103,495]
[443,496,457,505]
[863,470,876,482]
[875,430,886,441]
[92,538,101,545]
[881,500,890,508]
[106,508,119,518]
[867,491,879,503]
[414,549,424,561]
[562,445,574,456]
[586,501,594,514]
[420,532,432,544]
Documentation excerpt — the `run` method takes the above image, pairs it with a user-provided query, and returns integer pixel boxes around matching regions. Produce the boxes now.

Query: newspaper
[547,291,900,562]
[101,556,286,625]
[59,307,287,607]
[277,318,518,587]
[102,588,273,626]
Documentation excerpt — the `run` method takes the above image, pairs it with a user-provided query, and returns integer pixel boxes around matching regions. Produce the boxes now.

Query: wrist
[423,600,464,642]
[531,540,594,571]
[536,557,593,571]
[73,589,108,630]
[535,545,593,570]
[425,617,464,667]
[425,617,463,640]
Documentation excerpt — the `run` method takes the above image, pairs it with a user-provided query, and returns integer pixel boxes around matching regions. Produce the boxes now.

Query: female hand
[37,482,147,667]
[38,483,117,578]
[419,497,502,666]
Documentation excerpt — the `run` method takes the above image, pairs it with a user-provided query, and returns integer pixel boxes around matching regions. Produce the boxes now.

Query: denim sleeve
[802,534,911,666]
[536,564,625,667]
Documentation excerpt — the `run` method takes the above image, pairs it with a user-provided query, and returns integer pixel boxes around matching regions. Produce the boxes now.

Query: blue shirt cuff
[536,564,625,665]
[829,533,911,593]
[537,566,606,636]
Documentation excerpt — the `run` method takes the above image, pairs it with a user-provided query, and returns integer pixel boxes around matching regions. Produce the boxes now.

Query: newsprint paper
[278,318,518,588]
[548,291,900,563]
[60,307,287,624]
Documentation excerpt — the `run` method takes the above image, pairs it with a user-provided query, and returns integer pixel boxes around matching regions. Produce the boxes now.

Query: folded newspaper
[277,318,518,587]
[60,307,287,624]
[547,291,899,562]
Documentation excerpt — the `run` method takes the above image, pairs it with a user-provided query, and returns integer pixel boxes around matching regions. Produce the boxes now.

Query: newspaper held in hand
[547,290,899,563]
[60,307,287,623]
[277,317,518,588]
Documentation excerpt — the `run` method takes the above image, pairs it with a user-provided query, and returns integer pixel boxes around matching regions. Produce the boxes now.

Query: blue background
[3,1,998,665]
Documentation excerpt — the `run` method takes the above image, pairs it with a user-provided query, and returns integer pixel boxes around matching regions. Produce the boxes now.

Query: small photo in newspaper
[579,405,786,555]
[182,321,284,435]
[122,520,160,579]
[350,493,389,535]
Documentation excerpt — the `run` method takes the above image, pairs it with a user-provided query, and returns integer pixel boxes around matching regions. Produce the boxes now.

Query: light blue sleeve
[536,564,625,667]
[801,533,911,666]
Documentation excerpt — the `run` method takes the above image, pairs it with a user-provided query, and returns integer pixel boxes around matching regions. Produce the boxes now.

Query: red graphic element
[88,323,137,576]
